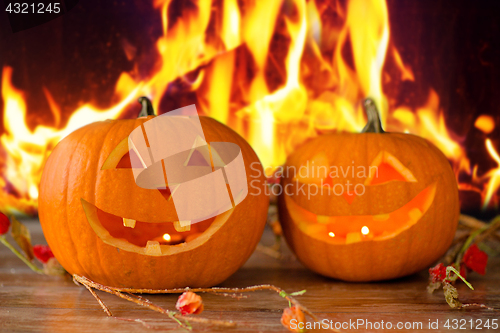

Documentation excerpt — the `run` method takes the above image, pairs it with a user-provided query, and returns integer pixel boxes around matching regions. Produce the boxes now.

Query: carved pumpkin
[278,99,459,281]
[39,98,268,288]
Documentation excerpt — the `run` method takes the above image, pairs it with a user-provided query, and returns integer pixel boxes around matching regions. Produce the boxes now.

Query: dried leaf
[10,216,34,261]
[443,282,462,309]
[43,257,66,276]
[427,281,441,294]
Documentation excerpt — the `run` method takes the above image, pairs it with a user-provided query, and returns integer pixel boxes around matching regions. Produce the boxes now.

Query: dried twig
[475,220,500,244]
[459,214,488,229]
[73,274,327,331]
[81,280,112,316]
[459,214,500,240]
[460,303,499,311]
[90,279,319,322]
[443,233,471,265]
[73,274,235,329]
[113,318,157,330]
[255,243,282,259]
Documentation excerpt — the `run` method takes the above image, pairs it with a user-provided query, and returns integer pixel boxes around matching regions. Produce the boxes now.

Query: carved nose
[158,187,173,201]
[342,190,356,205]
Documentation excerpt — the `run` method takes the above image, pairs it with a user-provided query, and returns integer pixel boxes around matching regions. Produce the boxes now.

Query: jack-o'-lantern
[278,99,459,281]
[39,98,268,288]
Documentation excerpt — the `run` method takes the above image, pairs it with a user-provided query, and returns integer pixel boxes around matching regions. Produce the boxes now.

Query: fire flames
[0,0,499,215]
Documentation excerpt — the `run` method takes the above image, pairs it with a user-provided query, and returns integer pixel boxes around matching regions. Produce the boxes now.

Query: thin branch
[443,233,471,265]
[113,318,157,330]
[96,281,318,322]
[73,275,235,329]
[459,214,500,240]
[0,236,44,274]
[82,282,112,316]
[461,303,499,312]
[475,219,500,244]
[72,274,333,330]
[256,243,282,259]
[459,214,488,229]
[113,317,190,331]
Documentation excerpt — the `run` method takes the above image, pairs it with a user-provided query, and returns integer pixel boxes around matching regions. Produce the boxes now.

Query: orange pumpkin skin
[39,116,268,288]
[278,132,459,282]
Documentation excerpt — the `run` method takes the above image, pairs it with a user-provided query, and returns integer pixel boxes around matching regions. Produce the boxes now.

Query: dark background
[0,0,163,126]
[388,0,500,175]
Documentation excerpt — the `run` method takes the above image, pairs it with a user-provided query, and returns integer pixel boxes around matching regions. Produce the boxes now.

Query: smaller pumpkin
[39,98,269,289]
[278,99,459,281]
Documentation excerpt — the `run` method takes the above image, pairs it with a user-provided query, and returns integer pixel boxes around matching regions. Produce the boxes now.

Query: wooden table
[1,220,499,332]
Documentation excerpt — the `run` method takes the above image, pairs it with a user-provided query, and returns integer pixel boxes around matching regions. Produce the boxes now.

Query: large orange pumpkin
[278,99,459,281]
[39,98,268,288]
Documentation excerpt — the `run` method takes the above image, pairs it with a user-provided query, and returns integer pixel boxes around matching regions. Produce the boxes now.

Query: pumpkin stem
[138,97,156,117]
[361,98,385,133]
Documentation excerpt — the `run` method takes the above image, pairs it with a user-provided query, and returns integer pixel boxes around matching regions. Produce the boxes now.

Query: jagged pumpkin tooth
[173,221,191,232]
[145,241,162,255]
[123,218,136,228]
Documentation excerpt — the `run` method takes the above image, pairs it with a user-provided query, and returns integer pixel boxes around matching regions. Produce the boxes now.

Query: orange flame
[475,115,495,134]
[1,67,140,214]
[483,139,500,210]
[0,0,498,214]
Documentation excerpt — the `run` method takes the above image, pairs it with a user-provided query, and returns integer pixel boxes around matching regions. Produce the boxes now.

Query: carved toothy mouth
[81,199,233,256]
[284,183,437,244]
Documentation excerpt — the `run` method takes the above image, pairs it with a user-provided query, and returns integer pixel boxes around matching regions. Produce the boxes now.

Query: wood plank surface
[1,220,499,332]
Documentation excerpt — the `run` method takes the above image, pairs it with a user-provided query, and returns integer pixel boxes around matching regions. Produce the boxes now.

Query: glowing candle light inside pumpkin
[328,232,335,238]
[153,233,183,245]
[361,226,370,235]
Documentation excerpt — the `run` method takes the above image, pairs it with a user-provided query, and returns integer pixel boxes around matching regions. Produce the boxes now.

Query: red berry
[462,244,488,275]
[0,212,10,235]
[175,292,203,315]
[33,245,54,264]
[429,263,447,283]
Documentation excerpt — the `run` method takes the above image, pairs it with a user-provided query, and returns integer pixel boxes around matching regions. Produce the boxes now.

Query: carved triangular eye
[364,151,417,186]
[115,149,144,168]
[157,185,180,201]
[102,137,129,170]
[183,135,213,167]
[101,137,144,169]
[157,187,172,201]
[185,149,211,167]
[342,189,356,205]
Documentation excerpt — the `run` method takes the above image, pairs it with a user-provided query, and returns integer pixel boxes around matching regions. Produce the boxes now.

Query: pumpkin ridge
[95,120,132,286]
[39,125,83,274]
[67,123,100,278]
[100,118,157,285]
[86,121,120,283]
[404,140,417,274]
